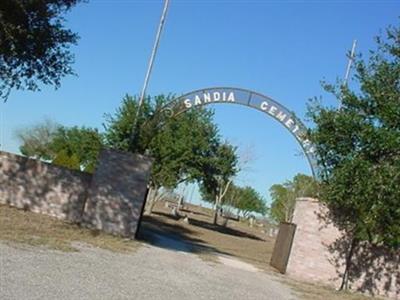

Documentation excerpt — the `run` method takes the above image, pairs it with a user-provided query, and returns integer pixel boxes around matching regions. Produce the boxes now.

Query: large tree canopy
[308,24,400,249]
[104,94,225,190]
[308,25,399,290]
[104,94,239,215]
[0,0,82,101]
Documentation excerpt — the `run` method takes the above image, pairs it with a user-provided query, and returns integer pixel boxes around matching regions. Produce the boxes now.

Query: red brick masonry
[0,149,152,238]
[287,198,399,299]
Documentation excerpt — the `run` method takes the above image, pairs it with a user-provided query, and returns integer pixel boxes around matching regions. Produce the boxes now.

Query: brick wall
[287,197,399,299]
[0,151,91,223]
[0,149,152,238]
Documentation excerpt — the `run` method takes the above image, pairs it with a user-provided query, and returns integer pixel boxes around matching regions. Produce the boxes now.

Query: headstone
[171,206,178,217]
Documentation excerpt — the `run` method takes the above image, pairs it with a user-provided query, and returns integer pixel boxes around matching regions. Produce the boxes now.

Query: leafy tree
[307,24,400,289]
[235,186,266,217]
[199,142,238,224]
[103,94,154,154]
[269,173,319,223]
[17,122,104,172]
[52,149,80,170]
[104,94,225,213]
[16,119,60,160]
[221,183,267,218]
[0,0,82,101]
[148,105,219,189]
[49,126,104,172]
[269,183,294,223]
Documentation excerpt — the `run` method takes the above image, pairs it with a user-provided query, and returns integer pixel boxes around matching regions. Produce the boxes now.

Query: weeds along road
[0,242,297,300]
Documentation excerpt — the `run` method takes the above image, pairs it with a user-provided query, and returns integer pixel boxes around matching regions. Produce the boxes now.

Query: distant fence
[0,149,152,238]
[270,222,297,273]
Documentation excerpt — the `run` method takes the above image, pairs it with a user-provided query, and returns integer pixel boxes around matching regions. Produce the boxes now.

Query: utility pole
[130,0,170,150]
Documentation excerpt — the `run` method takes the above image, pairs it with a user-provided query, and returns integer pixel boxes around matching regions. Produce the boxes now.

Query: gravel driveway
[0,241,297,300]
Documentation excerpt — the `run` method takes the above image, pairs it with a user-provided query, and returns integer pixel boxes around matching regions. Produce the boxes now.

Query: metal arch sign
[162,87,319,178]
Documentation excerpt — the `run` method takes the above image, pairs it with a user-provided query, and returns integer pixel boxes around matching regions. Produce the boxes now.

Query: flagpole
[343,39,357,86]
[339,39,357,109]
[130,0,170,150]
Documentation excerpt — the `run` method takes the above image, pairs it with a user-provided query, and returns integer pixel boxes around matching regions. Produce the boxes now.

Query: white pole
[343,39,357,86]
[130,0,170,148]
[339,39,357,109]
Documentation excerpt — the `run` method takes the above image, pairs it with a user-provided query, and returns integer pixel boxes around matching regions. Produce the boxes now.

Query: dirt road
[0,241,297,300]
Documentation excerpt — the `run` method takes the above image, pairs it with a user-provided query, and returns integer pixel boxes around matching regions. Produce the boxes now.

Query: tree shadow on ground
[179,207,209,217]
[151,211,265,241]
[137,214,230,256]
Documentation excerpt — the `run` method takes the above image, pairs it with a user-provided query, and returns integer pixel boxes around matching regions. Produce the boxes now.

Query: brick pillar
[83,149,152,238]
[286,197,342,284]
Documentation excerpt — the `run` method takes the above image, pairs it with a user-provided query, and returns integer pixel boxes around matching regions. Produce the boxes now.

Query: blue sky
[1,0,398,204]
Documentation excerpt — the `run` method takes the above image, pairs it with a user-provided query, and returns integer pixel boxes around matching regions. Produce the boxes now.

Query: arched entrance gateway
[159,87,318,178]
[136,87,319,274]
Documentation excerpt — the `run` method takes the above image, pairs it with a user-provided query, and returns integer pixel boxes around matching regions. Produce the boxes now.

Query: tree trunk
[143,187,154,215]
[145,187,159,215]
[212,210,218,225]
[177,194,183,212]
[212,195,219,225]
[340,237,358,291]
[177,184,187,213]
[177,185,187,212]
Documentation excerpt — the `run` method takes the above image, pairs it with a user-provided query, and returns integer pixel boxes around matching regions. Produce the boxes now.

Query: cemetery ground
[0,203,379,300]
